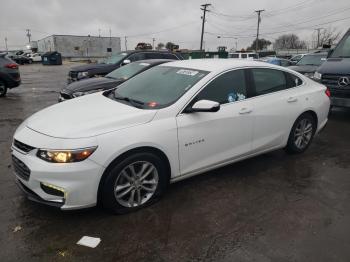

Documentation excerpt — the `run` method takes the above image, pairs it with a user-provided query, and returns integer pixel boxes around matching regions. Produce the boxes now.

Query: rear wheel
[101,152,169,214]
[0,81,7,97]
[285,113,316,154]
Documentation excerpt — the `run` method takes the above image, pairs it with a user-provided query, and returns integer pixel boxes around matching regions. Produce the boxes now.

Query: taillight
[5,63,18,69]
[325,88,331,97]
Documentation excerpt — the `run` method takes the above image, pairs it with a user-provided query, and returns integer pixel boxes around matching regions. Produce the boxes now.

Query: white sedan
[11,59,330,213]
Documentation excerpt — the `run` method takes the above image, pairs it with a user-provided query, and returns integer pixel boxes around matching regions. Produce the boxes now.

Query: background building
[37,35,121,59]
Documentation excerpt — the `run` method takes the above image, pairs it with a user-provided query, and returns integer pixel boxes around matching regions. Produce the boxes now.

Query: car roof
[133,59,174,65]
[304,52,328,56]
[161,59,281,72]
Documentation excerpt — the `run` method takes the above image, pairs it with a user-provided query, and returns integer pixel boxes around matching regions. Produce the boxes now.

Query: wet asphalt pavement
[0,63,350,262]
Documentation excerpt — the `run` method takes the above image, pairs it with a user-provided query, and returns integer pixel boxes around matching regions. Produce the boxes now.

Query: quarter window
[252,68,287,95]
[196,70,247,104]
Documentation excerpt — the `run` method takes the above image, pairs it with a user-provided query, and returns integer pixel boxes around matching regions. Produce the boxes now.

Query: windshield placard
[176,69,199,76]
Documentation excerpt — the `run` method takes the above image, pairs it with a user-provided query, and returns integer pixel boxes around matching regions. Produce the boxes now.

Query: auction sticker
[176,69,199,76]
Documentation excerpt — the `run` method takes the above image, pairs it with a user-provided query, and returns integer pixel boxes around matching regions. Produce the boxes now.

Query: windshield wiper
[113,93,145,108]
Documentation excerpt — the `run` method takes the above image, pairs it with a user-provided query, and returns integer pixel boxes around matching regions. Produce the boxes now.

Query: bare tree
[273,34,307,50]
[313,26,342,48]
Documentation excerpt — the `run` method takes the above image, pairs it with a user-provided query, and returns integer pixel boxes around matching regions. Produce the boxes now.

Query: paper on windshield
[176,69,199,76]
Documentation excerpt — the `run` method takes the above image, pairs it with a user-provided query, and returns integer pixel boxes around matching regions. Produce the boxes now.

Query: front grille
[14,139,35,153]
[322,74,350,89]
[12,155,31,181]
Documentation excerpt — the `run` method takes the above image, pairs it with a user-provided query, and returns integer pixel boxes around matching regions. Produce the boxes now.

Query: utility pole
[4,37,8,52]
[315,28,324,48]
[200,3,211,51]
[255,9,265,53]
[26,29,31,43]
[124,36,128,51]
[98,28,101,37]
[152,38,155,50]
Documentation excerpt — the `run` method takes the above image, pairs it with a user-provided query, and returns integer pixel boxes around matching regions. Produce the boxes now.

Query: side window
[162,53,178,59]
[145,53,162,59]
[196,70,247,104]
[129,53,146,62]
[287,73,303,87]
[241,54,247,59]
[252,68,287,95]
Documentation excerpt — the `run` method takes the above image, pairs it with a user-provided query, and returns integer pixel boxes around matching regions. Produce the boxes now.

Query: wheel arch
[300,110,318,129]
[97,146,171,204]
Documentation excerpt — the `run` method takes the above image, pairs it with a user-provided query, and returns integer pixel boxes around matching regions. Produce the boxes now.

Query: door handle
[287,97,298,103]
[239,108,252,114]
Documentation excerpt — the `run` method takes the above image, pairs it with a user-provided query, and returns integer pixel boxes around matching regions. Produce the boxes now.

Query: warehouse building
[37,35,121,59]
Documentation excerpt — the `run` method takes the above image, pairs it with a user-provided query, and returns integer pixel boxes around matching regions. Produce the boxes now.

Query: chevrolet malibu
[12,59,330,213]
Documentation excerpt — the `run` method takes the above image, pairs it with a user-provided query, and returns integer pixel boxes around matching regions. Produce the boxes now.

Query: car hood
[317,58,350,75]
[70,63,115,72]
[26,93,157,139]
[63,77,123,94]
[288,65,319,73]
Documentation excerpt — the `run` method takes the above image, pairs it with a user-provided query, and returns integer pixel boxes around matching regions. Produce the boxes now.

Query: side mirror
[122,59,131,65]
[187,100,220,113]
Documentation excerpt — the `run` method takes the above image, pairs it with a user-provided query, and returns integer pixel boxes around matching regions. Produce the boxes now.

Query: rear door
[248,68,304,153]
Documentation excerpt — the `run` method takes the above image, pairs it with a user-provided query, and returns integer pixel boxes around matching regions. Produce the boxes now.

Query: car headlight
[304,72,314,78]
[72,88,104,98]
[313,71,322,80]
[77,71,89,79]
[37,147,97,163]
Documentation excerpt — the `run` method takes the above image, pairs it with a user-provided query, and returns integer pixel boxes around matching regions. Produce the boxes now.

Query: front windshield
[297,54,326,66]
[110,66,209,109]
[331,32,350,58]
[106,62,150,80]
[105,52,128,64]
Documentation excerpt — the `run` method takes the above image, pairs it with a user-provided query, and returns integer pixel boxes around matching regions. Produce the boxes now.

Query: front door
[176,69,254,176]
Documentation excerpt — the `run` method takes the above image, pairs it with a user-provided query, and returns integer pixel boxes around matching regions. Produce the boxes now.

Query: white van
[229,52,258,59]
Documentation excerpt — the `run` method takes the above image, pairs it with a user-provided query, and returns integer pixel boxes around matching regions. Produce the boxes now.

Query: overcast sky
[0,0,349,51]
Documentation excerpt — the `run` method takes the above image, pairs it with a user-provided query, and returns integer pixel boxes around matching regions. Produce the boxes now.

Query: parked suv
[314,29,350,107]
[0,53,21,97]
[67,50,182,83]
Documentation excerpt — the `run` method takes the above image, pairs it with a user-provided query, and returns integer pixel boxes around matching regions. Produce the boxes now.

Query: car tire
[101,152,169,214]
[28,59,33,64]
[0,81,7,97]
[285,113,316,154]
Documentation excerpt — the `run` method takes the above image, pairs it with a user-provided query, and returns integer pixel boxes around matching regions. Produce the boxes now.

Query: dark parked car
[12,55,33,65]
[288,52,328,78]
[0,53,21,97]
[313,29,350,107]
[60,59,172,101]
[67,50,182,83]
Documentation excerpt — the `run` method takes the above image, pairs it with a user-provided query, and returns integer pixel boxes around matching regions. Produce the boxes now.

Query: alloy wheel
[114,161,159,208]
[294,118,313,150]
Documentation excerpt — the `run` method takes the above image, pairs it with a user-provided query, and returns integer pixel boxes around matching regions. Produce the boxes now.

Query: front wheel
[101,152,169,214]
[0,81,7,97]
[285,113,316,154]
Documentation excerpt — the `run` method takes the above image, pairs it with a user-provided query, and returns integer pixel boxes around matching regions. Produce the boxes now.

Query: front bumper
[331,97,350,107]
[12,147,104,210]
